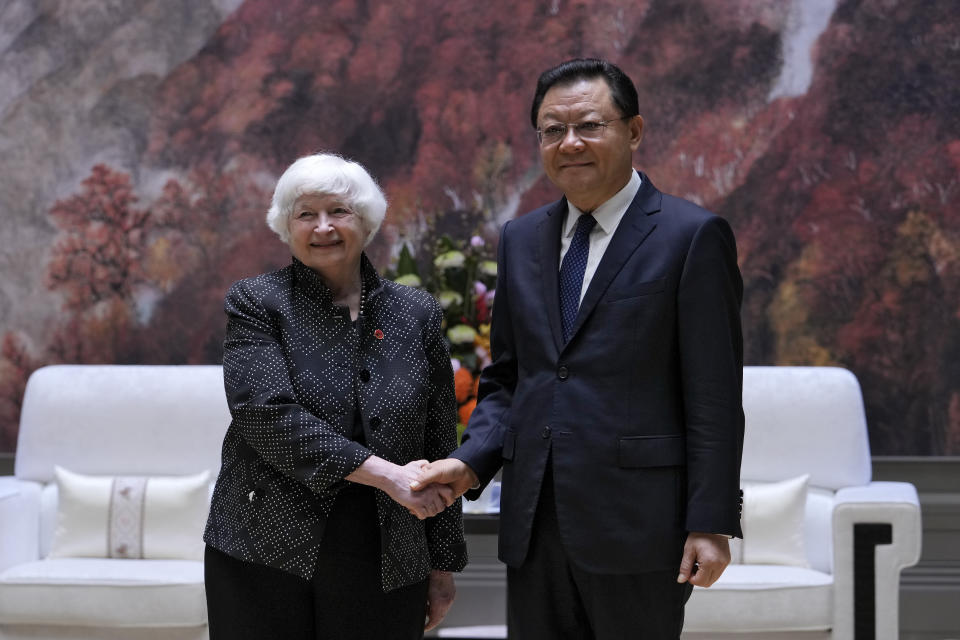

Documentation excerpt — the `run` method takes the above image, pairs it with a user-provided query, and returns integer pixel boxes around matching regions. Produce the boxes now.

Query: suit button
[359,369,370,382]
[541,426,551,439]
[557,366,569,380]
[370,416,382,430]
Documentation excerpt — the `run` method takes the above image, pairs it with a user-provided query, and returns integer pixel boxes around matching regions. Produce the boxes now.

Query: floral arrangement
[391,234,497,441]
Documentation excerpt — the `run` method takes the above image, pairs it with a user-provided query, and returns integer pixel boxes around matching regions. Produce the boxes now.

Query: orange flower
[458,398,477,426]
[454,367,474,403]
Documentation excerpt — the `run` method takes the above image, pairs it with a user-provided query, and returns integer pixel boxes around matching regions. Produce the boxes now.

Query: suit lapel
[536,198,567,354]
[567,176,662,342]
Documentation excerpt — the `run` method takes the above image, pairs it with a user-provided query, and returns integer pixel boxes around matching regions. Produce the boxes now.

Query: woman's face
[288,193,367,277]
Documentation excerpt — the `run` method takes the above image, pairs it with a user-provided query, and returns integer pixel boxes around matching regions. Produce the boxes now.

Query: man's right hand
[410,459,479,503]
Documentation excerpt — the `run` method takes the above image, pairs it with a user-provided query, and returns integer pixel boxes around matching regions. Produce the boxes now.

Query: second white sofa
[0,365,229,640]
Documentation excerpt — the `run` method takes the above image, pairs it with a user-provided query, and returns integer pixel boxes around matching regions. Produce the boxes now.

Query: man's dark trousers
[506,456,693,639]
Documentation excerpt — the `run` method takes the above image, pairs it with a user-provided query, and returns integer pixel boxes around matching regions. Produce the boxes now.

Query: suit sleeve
[222,281,373,495]
[452,221,517,493]
[420,298,468,570]
[677,215,744,537]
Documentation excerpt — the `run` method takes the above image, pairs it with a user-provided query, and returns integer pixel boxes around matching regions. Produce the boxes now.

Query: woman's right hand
[346,457,454,519]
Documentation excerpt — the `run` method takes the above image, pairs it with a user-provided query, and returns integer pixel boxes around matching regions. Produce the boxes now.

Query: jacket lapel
[566,175,662,342]
[536,198,568,354]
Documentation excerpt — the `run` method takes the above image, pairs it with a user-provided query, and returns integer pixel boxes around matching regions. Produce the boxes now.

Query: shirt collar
[563,170,643,238]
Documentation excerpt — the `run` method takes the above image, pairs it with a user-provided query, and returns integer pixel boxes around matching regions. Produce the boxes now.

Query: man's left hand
[424,570,456,631]
[677,532,731,587]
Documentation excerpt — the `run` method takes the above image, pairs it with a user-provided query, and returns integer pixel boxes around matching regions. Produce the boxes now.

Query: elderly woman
[203,153,466,640]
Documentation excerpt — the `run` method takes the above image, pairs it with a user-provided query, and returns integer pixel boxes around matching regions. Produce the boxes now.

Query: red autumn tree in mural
[44,165,151,364]
[142,163,281,363]
[0,161,278,445]
[0,333,39,451]
[47,165,151,311]
[139,0,960,453]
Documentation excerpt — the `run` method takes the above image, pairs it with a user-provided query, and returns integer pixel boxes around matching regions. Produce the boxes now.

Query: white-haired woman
[203,153,466,639]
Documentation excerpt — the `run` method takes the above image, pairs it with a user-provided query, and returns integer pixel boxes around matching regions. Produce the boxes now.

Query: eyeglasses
[536,116,631,146]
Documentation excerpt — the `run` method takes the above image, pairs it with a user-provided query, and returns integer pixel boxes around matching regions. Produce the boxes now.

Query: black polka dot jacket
[204,254,468,591]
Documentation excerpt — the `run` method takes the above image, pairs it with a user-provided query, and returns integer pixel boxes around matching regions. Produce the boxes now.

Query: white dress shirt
[559,170,643,304]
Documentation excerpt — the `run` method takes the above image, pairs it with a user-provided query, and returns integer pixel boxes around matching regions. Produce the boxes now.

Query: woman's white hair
[266,153,387,246]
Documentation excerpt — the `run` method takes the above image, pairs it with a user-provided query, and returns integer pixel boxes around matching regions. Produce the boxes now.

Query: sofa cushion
[50,467,209,561]
[0,558,206,627]
[740,475,809,567]
[730,485,834,572]
[684,565,833,632]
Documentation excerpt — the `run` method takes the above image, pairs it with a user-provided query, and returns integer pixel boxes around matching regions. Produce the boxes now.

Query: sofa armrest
[0,477,42,573]
[832,481,922,640]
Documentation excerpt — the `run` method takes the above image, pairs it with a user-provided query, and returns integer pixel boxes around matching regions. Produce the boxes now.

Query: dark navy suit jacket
[453,173,744,573]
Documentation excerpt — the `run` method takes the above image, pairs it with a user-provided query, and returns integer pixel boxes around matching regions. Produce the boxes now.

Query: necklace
[358,280,366,318]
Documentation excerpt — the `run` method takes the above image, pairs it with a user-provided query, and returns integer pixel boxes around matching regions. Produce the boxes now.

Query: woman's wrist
[345,455,396,493]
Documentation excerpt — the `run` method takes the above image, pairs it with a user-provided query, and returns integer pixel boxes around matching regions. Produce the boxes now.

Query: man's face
[536,77,643,212]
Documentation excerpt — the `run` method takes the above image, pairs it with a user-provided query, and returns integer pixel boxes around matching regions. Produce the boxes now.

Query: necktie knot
[558,214,596,343]
[573,213,597,239]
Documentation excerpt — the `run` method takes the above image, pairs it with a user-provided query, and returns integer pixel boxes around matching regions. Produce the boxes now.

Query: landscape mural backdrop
[1,0,957,455]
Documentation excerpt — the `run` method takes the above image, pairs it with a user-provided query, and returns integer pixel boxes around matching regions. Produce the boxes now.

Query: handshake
[397,459,479,520]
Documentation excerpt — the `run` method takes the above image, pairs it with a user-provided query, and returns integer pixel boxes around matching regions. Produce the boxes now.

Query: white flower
[447,324,478,345]
[394,273,422,287]
[437,290,464,309]
[435,250,465,269]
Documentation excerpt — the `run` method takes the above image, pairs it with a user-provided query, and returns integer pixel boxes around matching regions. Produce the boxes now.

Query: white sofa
[0,365,922,640]
[682,366,921,639]
[0,365,228,640]
[436,367,922,640]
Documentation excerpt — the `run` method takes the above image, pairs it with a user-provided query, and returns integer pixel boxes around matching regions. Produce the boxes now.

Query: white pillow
[50,466,211,560]
[739,474,809,567]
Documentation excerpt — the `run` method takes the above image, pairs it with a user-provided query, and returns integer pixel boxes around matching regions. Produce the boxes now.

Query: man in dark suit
[412,58,743,638]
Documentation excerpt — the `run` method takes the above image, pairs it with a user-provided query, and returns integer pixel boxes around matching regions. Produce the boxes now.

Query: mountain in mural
[0,0,957,454]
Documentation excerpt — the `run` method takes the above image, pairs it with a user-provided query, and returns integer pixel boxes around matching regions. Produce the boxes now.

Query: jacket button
[541,426,551,439]
[359,369,370,382]
[370,416,382,430]
[557,366,569,380]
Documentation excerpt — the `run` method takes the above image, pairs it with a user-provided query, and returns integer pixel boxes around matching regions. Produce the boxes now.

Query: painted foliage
[0,0,957,454]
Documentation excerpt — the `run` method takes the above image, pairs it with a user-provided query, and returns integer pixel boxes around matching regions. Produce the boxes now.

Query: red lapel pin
[374,329,384,340]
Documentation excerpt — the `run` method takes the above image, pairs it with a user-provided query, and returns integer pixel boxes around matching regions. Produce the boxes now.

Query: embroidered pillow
[50,466,210,560]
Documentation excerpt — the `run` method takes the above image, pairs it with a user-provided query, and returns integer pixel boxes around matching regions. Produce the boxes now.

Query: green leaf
[396,243,419,277]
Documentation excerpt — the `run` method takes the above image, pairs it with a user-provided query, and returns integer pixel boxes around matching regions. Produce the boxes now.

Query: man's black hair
[530,58,640,127]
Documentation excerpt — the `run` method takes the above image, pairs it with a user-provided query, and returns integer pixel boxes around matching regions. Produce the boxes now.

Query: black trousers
[205,486,429,640]
[507,460,693,640]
